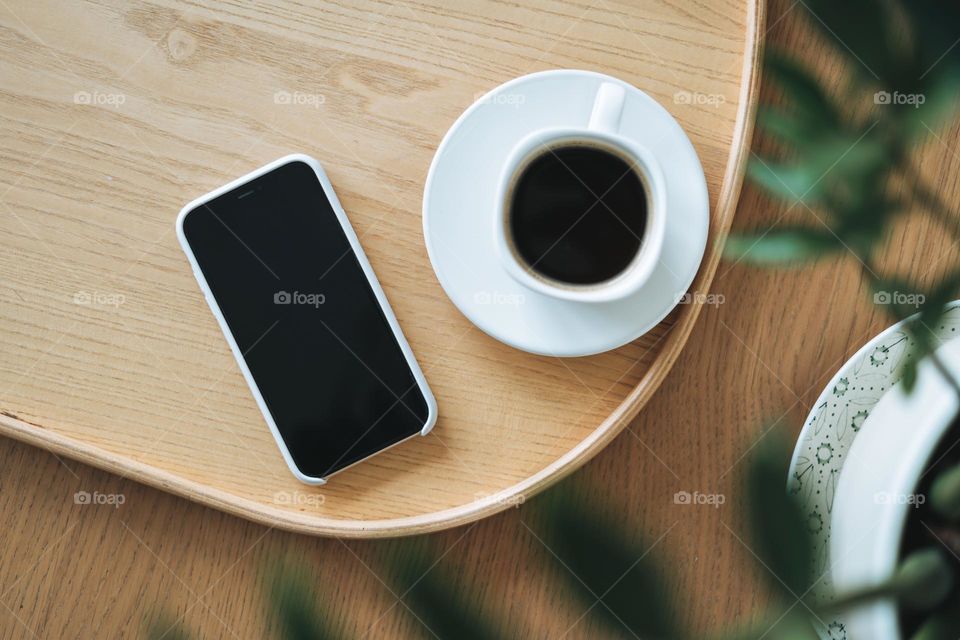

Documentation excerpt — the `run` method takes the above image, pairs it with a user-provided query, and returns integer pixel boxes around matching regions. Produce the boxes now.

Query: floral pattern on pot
[787,303,960,640]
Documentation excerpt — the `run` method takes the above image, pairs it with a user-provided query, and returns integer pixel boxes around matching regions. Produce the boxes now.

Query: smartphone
[176,154,437,485]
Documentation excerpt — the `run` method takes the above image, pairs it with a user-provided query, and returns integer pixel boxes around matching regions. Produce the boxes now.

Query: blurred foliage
[387,544,500,640]
[144,615,193,640]
[264,564,343,640]
[149,2,960,639]
[534,489,679,638]
[747,434,812,598]
[146,484,684,640]
[931,464,960,521]
[723,1,960,637]
[725,0,960,391]
[144,436,960,640]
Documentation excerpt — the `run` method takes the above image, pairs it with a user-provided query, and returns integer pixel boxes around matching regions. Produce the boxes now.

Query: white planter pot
[830,338,960,639]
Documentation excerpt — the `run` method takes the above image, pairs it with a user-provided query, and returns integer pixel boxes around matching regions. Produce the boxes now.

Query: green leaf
[910,598,960,640]
[390,546,501,640]
[747,433,813,597]
[901,357,919,393]
[859,3,960,137]
[747,157,821,202]
[757,611,821,640]
[749,130,892,206]
[801,0,898,83]
[902,2,960,80]
[927,271,960,312]
[905,322,937,389]
[825,548,953,613]
[900,76,960,138]
[265,564,341,640]
[828,132,894,183]
[831,194,900,253]
[894,548,954,611]
[533,487,677,639]
[714,609,820,640]
[724,228,840,265]
[764,52,839,126]
[930,463,960,521]
[756,107,813,149]
[144,615,192,640]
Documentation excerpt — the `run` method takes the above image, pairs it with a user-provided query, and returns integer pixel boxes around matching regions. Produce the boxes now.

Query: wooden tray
[0,0,763,537]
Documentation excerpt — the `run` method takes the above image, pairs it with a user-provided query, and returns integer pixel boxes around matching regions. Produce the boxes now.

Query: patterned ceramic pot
[830,337,960,639]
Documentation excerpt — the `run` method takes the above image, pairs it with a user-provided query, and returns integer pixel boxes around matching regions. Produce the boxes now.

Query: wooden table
[0,0,759,537]
[3,0,957,637]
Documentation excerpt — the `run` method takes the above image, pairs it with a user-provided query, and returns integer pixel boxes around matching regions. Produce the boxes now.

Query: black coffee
[507,144,647,285]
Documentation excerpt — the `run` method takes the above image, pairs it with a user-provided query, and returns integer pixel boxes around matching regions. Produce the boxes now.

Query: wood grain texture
[0,0,762,537]
[6,0,960,638]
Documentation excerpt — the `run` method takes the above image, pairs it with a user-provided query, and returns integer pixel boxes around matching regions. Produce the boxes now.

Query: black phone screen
[182,159,429,479]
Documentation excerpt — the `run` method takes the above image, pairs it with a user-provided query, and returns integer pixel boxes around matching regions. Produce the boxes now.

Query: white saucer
[786,303,960,639]
[422,70,709,357]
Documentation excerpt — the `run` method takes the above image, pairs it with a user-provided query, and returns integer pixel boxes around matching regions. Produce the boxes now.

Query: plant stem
[821,548,954,615]
[929,350,960,399]
[819,582,900,614]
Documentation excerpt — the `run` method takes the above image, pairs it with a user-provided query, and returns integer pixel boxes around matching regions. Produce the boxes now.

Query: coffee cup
[493,81,667,304]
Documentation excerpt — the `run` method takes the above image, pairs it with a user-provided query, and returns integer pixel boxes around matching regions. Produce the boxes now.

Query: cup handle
[588,82,626,134]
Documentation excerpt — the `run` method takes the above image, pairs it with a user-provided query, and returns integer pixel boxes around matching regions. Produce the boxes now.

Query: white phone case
[176,153,437,485]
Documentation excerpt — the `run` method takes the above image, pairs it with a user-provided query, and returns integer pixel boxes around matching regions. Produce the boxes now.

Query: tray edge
[0,0,767,538]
